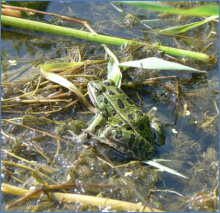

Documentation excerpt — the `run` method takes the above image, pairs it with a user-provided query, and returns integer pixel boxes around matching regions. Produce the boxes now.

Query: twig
[2,183,165,212]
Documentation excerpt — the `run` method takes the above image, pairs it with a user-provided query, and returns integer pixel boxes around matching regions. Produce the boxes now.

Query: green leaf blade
[159,16,219,35]
[40,66,95,112]
[119,57,206,73]
[107,57,122,88]
[120,1,219,16]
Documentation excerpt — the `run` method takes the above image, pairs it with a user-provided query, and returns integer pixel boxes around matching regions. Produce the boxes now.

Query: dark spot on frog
[117,99,125,109]
[128,114,135,120]
[126,98,134,105]
[116,88,122,94]
[128,134,135,148]
[136,110,144,116]
[115,129,122,139]
[94,125,100,132]
[139,122,145,131]
[153,132,157,140]
[104,97,108,104]
[126,126,132,131]
[103,81,111,86]
[112,109,117,116]
[101,85,106,92]
[118,121,123,126]
[133,148,139,157]
[139,139,145,149]
[108,90,115,96]
[145,136,151,142]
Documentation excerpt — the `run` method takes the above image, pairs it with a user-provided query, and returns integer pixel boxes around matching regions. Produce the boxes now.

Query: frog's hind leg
[103,126,155,160]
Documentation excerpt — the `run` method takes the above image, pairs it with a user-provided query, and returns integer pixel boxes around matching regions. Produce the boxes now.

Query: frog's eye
[94,84,101,93]
[94,83,105,93]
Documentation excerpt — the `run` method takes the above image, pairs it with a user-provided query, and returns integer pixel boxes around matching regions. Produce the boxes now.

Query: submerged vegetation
[1,1,219,212]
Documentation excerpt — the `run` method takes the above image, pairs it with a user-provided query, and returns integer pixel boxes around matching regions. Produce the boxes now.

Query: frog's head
[88,80,117,116]
[87,80,106,109]
[88,80,116,107]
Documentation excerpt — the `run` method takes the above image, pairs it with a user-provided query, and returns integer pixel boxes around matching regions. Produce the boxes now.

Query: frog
[87,79,165,160]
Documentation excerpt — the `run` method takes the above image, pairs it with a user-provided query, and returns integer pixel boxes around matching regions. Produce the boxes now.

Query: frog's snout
[88,81,103,94]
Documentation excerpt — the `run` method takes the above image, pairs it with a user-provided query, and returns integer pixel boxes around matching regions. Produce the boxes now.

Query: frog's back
[101,80,154,143]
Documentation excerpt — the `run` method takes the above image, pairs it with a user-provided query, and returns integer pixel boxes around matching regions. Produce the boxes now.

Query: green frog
[87,79,164,160]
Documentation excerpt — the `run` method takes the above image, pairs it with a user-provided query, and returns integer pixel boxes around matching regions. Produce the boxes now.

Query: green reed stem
[1,15,210,62]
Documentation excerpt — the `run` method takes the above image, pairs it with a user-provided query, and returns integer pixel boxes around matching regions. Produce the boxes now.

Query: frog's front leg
[101,126,155,160]
[147,113,165,146]
[78,114,106,141]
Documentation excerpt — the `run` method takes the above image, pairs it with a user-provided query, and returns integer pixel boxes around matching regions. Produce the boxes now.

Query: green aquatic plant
[1,15,211,62]
[120,1,219,16]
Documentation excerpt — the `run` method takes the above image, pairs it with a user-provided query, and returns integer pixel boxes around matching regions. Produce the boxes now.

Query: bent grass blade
[41,64,95,112]
[144,160,188,179]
